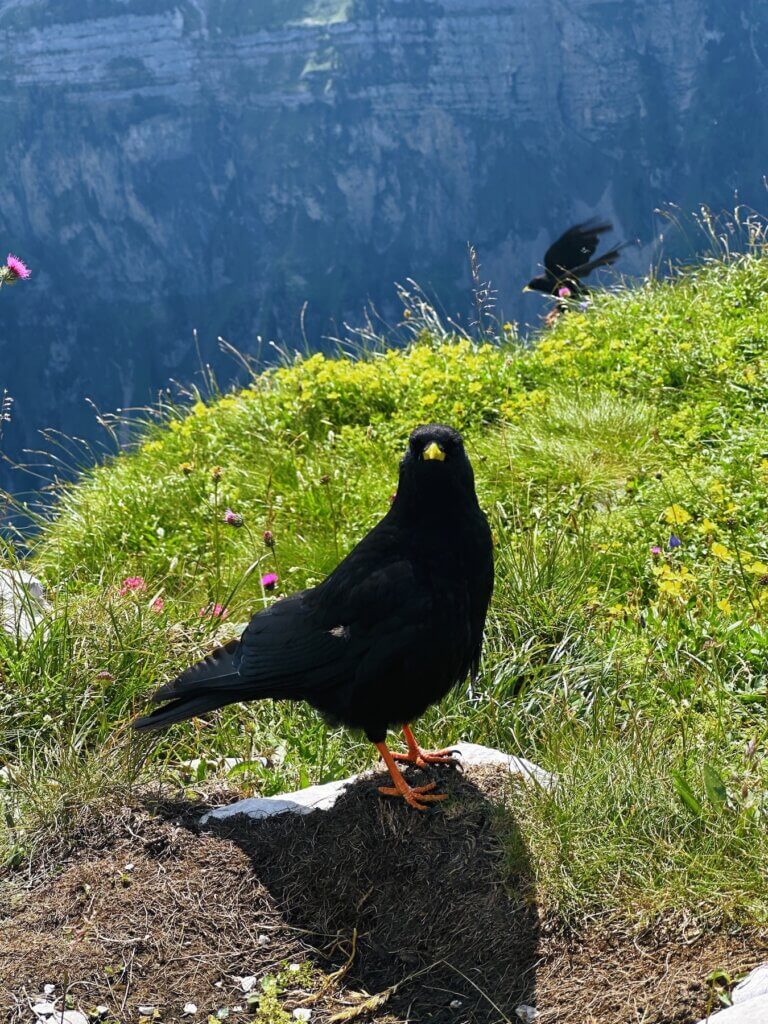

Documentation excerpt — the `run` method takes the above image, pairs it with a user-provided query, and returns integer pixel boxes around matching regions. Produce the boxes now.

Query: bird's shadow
[168,763,540,1023]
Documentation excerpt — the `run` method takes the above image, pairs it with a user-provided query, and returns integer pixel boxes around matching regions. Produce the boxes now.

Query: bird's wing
[234,591,360,697]
[543,220,612,275]
[237,515,458,705]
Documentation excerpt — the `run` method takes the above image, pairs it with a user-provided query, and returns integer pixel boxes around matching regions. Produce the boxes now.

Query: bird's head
[395,424,477,510]
[523,276,548,294]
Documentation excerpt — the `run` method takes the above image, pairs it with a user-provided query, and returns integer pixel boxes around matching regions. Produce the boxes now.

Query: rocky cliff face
[1,0,766,483]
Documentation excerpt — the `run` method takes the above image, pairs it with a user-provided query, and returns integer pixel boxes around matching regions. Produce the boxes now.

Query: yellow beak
[423,441,445,462]
[522,285,533,293]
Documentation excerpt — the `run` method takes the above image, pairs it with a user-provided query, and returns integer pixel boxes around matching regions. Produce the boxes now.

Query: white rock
[733,965,768,1004]
[515,1006,539,1023]
[42,985,55,996]
[183,1003,198,1015]
[238,976,257,993]
[138,1007,155,1015]
[95,1008,109,1018]
[59,1013,89,1024]
[201,743,554,823]
[31,1003,56,1019]
[0,569,50,640]
[696,1000,768,1023]
[292,1010,312,1022]
[257,933,270,945]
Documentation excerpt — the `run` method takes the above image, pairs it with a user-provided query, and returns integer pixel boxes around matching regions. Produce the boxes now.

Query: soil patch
[1,764,765,1023]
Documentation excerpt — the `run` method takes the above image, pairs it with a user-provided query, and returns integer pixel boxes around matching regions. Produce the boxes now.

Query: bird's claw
[378,780,448,811]
[392,747,457,768]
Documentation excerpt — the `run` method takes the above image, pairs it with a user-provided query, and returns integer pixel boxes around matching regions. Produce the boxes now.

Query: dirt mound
[1,763,766,1024]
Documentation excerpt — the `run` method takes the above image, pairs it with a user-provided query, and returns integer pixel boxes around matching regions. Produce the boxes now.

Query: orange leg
[376,741,447,811]
[391,725,457,768]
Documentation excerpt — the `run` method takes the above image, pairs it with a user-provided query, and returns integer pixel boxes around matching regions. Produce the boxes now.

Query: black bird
[133,424,494,811]
[523,219,625,297]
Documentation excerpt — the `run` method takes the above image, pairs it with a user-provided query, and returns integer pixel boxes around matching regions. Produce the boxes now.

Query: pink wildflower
[199,603,228,620]
[261,572,278,591]
[224,508,243,527]
[557,286,571,299]
[5,254,30,281]
[120,576,146,596]
[263,530,274,547]
[650,546,662,558]
[151,597,165,613]
[95,670,115,681]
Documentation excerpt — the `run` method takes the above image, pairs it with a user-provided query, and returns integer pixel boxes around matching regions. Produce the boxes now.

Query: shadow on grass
[196,764,539,1023]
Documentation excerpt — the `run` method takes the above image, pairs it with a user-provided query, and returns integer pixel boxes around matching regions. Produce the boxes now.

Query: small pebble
[288,963,301,973]
[515,1007,539,1023]
[32,1003,55,1019]
[239,976,257,993]
[43,985,55,997]
[138,1007,155,1016]
[449,1000,462,1009]
[183,1004,197,1016]
[293,1011,312,1022]
[257,934,270,946]
[95,1008,109,1018]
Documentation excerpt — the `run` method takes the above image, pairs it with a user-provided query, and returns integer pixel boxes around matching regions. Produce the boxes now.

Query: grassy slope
[4,254,768,926]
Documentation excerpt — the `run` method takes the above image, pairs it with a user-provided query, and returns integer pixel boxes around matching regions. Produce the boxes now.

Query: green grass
[4,250,768,927]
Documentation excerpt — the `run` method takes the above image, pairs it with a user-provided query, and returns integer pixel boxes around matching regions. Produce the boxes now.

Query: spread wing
[544,220,612,275]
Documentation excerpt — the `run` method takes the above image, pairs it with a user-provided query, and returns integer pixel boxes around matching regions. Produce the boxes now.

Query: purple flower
[261,572,278,591]
[199,603,228,620]
[5,254,31,281]
[669,534,682,549]
[579,300,590,311]
[557,286,571,299]
[224,508,243,527]
[120,576,146,596]
[650,546,662,558]
[263,530,274,547]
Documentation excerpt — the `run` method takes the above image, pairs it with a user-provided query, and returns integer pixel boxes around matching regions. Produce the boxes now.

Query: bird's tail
[132,638,245,732]
[573,240,631,278]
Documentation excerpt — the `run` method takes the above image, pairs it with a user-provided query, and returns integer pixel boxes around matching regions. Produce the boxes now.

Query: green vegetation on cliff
[4,253,768,925]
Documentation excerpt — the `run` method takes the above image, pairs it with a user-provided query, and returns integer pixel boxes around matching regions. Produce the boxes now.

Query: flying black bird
[523,219,625,297]
[134,424,494,811]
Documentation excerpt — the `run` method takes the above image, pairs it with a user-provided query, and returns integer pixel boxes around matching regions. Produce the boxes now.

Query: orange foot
[377,779,447,811]
[391,724,457,769]
[375,739,448,812]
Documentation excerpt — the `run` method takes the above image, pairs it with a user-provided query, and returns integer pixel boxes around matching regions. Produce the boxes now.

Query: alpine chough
[134,424,494,811]
[524,219,625,297]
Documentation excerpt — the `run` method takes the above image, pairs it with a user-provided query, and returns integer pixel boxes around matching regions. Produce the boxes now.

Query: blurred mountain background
[1,0,767,486]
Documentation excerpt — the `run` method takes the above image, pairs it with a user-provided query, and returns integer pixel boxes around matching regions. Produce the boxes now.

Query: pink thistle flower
[557,286,571,299]
[263,530,274,547]
[261,572,278,591]
[199,603,228,620]
[151,597,165,613]
[120,576,146,596]
[95,670,115,681]
[5,254,30,281]
[224,508,243,527]
[650,546,662,558]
